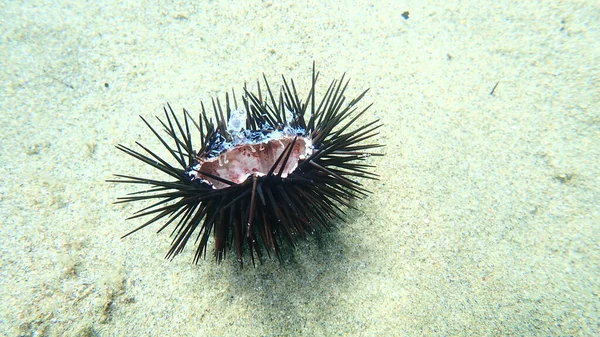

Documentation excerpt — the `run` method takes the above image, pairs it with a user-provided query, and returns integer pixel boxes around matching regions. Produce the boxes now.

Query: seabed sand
[1,1,598,336]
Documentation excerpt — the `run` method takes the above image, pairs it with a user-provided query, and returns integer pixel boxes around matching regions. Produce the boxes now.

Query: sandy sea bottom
[1,0,598,336]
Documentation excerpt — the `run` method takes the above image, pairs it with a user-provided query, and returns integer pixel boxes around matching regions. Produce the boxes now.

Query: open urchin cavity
[110,64,383,266]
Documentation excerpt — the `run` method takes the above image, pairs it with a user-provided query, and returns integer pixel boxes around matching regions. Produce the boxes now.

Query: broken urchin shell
[186,109,314,189]
[110,64,383,266]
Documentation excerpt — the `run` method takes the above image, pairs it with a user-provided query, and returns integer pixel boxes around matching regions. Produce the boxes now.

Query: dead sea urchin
[110,64,382,266]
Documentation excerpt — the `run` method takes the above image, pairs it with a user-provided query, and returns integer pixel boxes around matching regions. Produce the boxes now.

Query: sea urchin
[110,64,382,266]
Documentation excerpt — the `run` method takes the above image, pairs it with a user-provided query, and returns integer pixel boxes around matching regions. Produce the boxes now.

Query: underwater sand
[1,0,598,336]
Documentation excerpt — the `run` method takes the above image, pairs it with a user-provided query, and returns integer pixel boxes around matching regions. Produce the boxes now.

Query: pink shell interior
[198,136,313,189]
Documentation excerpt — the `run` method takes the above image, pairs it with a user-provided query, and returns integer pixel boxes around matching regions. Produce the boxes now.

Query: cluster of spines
[110,64,382,266]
